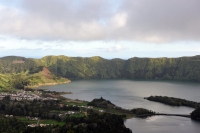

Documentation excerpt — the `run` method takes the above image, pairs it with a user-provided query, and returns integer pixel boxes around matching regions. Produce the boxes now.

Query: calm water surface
[39,80,200,133]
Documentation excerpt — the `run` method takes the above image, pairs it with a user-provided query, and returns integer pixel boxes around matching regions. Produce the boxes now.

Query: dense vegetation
[0,55,200,82]
[0,117,28,133]
[0,96,79,121]
[145,96,200,108]
[191,108,200,120]
[0,112,132,133]
[88,97,155,117]
[88,97,116,109]
[0,66,70,90]
[0,95,132,133]
[130,108,155,116]
[0,74,10,90]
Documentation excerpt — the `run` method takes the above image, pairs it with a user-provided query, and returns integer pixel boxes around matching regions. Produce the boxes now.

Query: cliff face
[0,55,200,82]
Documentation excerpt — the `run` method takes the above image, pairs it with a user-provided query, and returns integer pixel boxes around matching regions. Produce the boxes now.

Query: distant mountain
[0,55,200,82]
[0,56,37,73]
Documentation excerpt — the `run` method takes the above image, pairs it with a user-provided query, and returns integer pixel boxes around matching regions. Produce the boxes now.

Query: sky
[0,0,200,59]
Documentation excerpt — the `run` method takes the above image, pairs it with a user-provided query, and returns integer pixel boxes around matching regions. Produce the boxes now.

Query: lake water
[39,80,200,132]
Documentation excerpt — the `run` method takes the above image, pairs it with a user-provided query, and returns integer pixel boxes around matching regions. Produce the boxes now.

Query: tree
[10,74,30,89]
[191,108,200,120]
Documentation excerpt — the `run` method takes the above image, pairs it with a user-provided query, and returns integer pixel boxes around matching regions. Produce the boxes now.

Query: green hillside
[38,55,200,81]
[26,66,70,88]
[0,55,200,82]
[0,66,70,90]
[0,74,10,91]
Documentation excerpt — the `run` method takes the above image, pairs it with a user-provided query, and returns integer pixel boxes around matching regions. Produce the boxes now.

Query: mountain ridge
[0,55,200,82]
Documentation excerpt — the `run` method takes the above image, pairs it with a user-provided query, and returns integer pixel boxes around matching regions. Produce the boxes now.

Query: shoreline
[25,80,71,89]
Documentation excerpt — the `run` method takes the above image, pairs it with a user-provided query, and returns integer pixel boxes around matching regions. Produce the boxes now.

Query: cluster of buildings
[5,115,13,117]
[58,111,76,117]
[0,91,57,101]
[27,124,51,127]
[77,105,93,109]
[77,105,103,112]
[26,116,39,120]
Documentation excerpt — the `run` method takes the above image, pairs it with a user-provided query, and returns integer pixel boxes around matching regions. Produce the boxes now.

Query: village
[0,90,107,128]
[0,91,57,101]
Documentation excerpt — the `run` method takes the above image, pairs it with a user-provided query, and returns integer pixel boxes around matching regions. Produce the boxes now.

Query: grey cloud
[0,0,199,43]
[36,41,43,45]
[119,0,200,42]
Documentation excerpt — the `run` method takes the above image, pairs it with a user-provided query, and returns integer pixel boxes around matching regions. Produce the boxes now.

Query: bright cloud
[0,0,200,58]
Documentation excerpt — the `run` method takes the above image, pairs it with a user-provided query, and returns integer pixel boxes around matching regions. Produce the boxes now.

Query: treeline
[0,112,132,133]
[130,108,155,116]
[191,108,200,120]
[0,117,28,133]
[0,97,79,121]
[88,97,116,109]
[1,55,200,82]
[0,56,37,74]
[145,96,200,108]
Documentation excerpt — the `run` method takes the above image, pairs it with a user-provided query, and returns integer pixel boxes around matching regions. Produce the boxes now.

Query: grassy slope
[26,67,70,88]
[0,67,70,90]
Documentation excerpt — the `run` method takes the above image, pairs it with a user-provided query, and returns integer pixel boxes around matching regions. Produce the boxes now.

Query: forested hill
[0,55,200,82]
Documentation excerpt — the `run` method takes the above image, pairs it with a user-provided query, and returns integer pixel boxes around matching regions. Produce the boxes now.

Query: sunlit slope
[0,74,10,90]
[0,66,70,90]
[27,66,70,87]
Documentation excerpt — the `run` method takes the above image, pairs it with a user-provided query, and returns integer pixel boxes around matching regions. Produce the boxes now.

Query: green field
[18,117,65,126]
[62,100,89,106]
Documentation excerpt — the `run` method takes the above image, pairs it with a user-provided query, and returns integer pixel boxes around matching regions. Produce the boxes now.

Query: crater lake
[39,80,200,133]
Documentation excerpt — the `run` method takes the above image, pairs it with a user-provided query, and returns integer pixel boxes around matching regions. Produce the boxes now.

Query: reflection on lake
[39,79,200,132]
[125,116,200,133]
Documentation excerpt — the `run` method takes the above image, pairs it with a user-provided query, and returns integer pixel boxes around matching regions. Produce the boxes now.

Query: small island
[144,95,200,108]
[144,95,200,120]
[191,108,200,120]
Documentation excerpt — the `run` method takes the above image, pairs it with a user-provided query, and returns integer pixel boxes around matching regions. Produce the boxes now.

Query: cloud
[110,12,127,28]
[0,0,200,43]
[96,44,128,52]
[0,46,5,49]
